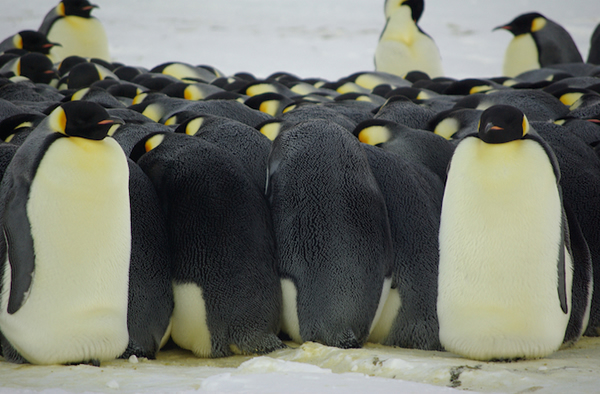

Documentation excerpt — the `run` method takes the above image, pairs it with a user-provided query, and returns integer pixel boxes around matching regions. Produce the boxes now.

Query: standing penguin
[438,105,588,361]
[375,0,444,78]
[267,120,393,349]
[588,22,600,65]
[0,101,130,365]
[38,0,110,63]
[131,132,284,358]
[494,12,583,77]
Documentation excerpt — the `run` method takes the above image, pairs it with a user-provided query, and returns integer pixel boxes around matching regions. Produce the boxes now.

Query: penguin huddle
[0,1,600,367]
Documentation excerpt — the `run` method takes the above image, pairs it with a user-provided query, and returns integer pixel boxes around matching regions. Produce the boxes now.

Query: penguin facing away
[131,132,284,358]
[588,22,600,65]
[0,101,130,365]
[375,0,444,78]
[437,104,590,361]
[495,12,583,77]
[266,120,393,349]
[38,0,110,63]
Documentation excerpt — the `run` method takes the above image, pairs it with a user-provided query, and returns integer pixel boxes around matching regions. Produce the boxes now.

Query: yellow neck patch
[434,118,460,140]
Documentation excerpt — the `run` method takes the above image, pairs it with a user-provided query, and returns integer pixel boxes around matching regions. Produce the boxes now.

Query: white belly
[438,137,572,360]
[502,34,540,78]
[170,282,212,358]
[0,137,130,364]
[48,16,110,62]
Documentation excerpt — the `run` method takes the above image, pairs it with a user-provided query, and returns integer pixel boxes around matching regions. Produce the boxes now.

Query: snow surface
[1,0,600,393]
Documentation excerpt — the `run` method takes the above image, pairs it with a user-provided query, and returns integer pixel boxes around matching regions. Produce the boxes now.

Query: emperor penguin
[375,0,444,78]
[38,0,110,63]
[0,101,130,365]
[0,31,60,56]
[494,12,583,77]
[438,104,585,361]
[266,120,393,349]
[130,132,284,358]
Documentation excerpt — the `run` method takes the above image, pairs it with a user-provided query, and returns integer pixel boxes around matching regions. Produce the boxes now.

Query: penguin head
[384,0,424,22]
[12,30,60,55]
[129,132,167,162]
[494,12,547,36]
[58,0,98,18]
[477,105,529,144]
[13,53,57,84]
[174,115,205,136]
[48,101,123,140]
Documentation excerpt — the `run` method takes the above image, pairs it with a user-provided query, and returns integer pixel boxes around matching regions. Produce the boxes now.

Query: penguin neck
[380,6,419,45]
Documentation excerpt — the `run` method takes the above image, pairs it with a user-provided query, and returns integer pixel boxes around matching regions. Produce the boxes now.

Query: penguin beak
[99,117,125,126]
[484,123,503,133]
[83,4,99,11]
[44,42,62,49]
[586,118,600,124]
[493,25,511,32]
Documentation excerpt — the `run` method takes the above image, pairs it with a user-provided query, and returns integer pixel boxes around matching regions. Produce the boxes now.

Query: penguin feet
[119,340,157,360]
[236,333,287,355]
[65,359,101,367]
[323,328,362,350]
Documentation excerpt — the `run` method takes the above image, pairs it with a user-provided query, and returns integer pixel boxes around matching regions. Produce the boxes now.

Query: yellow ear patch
[132,93,148,105]
[49,107,67,134]
[260,122,282,141]
[259,100,280,116]
[184,85,200,101]
[531,17,547,32]
[559,92,584,107]
[469,85,493,95]
[358,125,392,145]
[145,134,165,152]
[185,118,203,136]
[71,88,90,101]
[434,118,460,140]
[4,134,15,143]
[164,116,177,126]
[57,2,66,16]
[142,103,164,122]
[282,104,296,114]
[246,84,275,97]
[522,115,530,136]
[13,34,23,49]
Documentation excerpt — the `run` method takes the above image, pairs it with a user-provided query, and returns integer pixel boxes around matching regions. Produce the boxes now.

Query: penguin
[160,82,225,101]
[0,113,46,146]
[589,23,600,65]
[0,101,130,365]
[121,158,173,359]
[453,88,570,122]
[531,120,600,338]
[0,31,60,56]
[64,86,125,109]
[375,0,444,78]
[244,92,295,117]
[0,53,56,85]
[129,93,271,127]
[130,132,284,358]
[438,104,586,361]
[150,62,221,84]
[362,143,443,350]
[266,120,393,348]
[106,108,173,156]
[38,0,110,63]
[374,95,437,130]
[425,107,482,142]
[354,118,454,183]
[495,12,583,77]
[60,61,119,90]
[173,114,271,191]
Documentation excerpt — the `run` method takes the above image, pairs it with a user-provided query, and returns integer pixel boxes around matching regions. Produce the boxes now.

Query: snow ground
[1,338,600,393]
[1,1,600,393]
